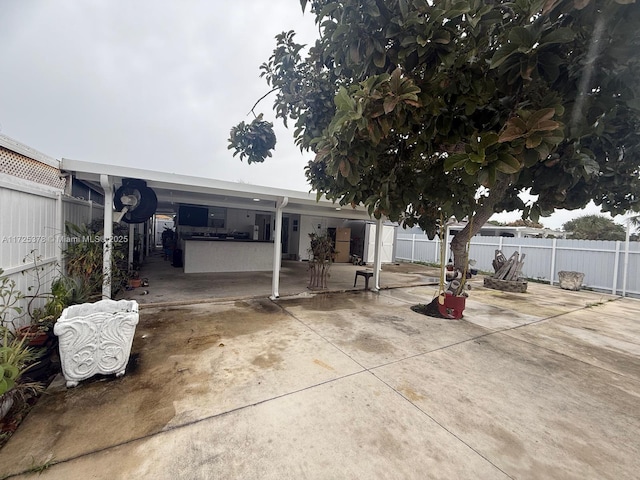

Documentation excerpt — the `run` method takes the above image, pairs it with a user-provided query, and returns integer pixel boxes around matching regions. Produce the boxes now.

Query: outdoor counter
[182,238,274,273]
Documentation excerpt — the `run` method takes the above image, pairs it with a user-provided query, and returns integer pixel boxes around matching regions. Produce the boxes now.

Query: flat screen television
[178,205,208,227]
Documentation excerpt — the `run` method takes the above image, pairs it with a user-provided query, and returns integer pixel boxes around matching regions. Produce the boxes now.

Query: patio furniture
[354,269,374,290]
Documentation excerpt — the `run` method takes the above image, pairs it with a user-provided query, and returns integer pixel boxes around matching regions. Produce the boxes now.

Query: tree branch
[248,87,279,118]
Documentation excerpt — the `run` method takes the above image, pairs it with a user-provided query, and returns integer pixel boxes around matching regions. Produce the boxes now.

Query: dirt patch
[410,299,450,319]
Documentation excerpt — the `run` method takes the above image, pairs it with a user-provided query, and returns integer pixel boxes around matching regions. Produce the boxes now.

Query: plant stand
[308,262,330,289]
[54,299,139,388]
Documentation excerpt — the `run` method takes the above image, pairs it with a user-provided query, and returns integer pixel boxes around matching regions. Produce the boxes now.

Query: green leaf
[540,28,575,46]
[373,52,386,68]
[479,132,499,150]
[490,44,518,69]
[444,153,469,171]
[509,27,533,48]
[495,153,521,174]
[334,87,353,111]
[525,134,543,149]
[383,97,398,114]
[527,108,556,128]
[464,162,481,175]
[433,30,451,45]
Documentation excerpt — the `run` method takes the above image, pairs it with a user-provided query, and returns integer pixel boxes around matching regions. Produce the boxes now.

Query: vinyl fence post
[549,238,557,286]
[622,222,631,298]
[613,241,621,295]
[411,234,416,263]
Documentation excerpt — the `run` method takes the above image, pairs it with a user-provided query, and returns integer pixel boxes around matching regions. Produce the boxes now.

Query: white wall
[226,208,256,234]
[297,215,349,260]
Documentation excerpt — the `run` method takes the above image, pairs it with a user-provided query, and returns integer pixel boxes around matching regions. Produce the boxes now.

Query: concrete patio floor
[116,250,442,305]
[0,266,639,479]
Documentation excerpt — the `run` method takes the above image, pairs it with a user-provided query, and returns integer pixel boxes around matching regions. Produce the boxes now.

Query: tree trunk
[450,176,513,271]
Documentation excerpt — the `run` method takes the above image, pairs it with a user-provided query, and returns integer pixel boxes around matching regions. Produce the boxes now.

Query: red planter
[438,293,466,319]
[17,325,49,347]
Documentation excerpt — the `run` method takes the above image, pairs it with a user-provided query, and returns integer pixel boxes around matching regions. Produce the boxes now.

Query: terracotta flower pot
[17,325,49,347]
[129,278,142,288]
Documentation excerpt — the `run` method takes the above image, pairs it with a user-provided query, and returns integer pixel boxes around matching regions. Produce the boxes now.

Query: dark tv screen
[178,205,208,227]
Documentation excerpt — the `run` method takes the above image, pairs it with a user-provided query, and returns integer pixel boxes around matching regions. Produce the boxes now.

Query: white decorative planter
[54,299,139,388]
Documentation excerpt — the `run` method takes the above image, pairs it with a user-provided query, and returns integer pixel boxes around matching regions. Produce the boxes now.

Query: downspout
[372,216,384,291]
[100,174,113,299]
[270,196,288,300]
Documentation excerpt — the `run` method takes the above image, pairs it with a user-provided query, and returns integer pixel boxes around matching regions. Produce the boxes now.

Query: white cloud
[0,0,317,190]
[0,1,626,226]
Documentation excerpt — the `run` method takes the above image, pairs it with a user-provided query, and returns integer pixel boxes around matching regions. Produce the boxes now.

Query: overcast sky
[0,1,631,231]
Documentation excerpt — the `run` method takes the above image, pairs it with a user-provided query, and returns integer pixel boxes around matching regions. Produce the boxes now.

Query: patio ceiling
[60,158,374,221]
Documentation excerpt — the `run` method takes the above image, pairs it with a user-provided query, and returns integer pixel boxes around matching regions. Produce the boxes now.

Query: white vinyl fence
[396,233,639,298]
[1,174,105,327]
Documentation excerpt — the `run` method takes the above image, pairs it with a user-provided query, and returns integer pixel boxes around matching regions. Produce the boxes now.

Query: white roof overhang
[60,158,374,221]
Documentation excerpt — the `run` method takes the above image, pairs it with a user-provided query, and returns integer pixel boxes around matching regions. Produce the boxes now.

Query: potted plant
[18,273,86,347]
[0,327,42,420]
[0,270,43,421]
[308,233,333,289]
[411,218,470,319]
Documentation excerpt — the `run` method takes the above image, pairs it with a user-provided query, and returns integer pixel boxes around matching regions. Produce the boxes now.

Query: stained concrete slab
[279,291,492,369]
[8,373,512,480]
[469,281,619,318]
[379,286,545,330]
[0,299,363,474]
[502,298,640,381]
[1,279,639,480]
[373,333,640,480]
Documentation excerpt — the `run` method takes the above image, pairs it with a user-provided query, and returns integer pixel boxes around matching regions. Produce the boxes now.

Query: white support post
[128,223,135,272]
[549,238,557,286]
[100,175,113,299]
[434,234,439,264]
[145,221,151,258]
[372,217,384,291]
[270,196,288,300]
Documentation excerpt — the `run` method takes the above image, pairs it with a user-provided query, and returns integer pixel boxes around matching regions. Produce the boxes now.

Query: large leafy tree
[229,0,640,269]
[563,214,626,240]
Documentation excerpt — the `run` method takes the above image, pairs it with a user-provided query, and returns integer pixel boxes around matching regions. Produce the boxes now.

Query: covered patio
[60,158,390,301]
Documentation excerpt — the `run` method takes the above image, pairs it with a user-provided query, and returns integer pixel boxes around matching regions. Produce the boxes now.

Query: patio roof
[60,158,374,221]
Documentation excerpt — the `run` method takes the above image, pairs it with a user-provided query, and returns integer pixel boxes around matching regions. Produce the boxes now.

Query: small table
[354,269,374,290]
